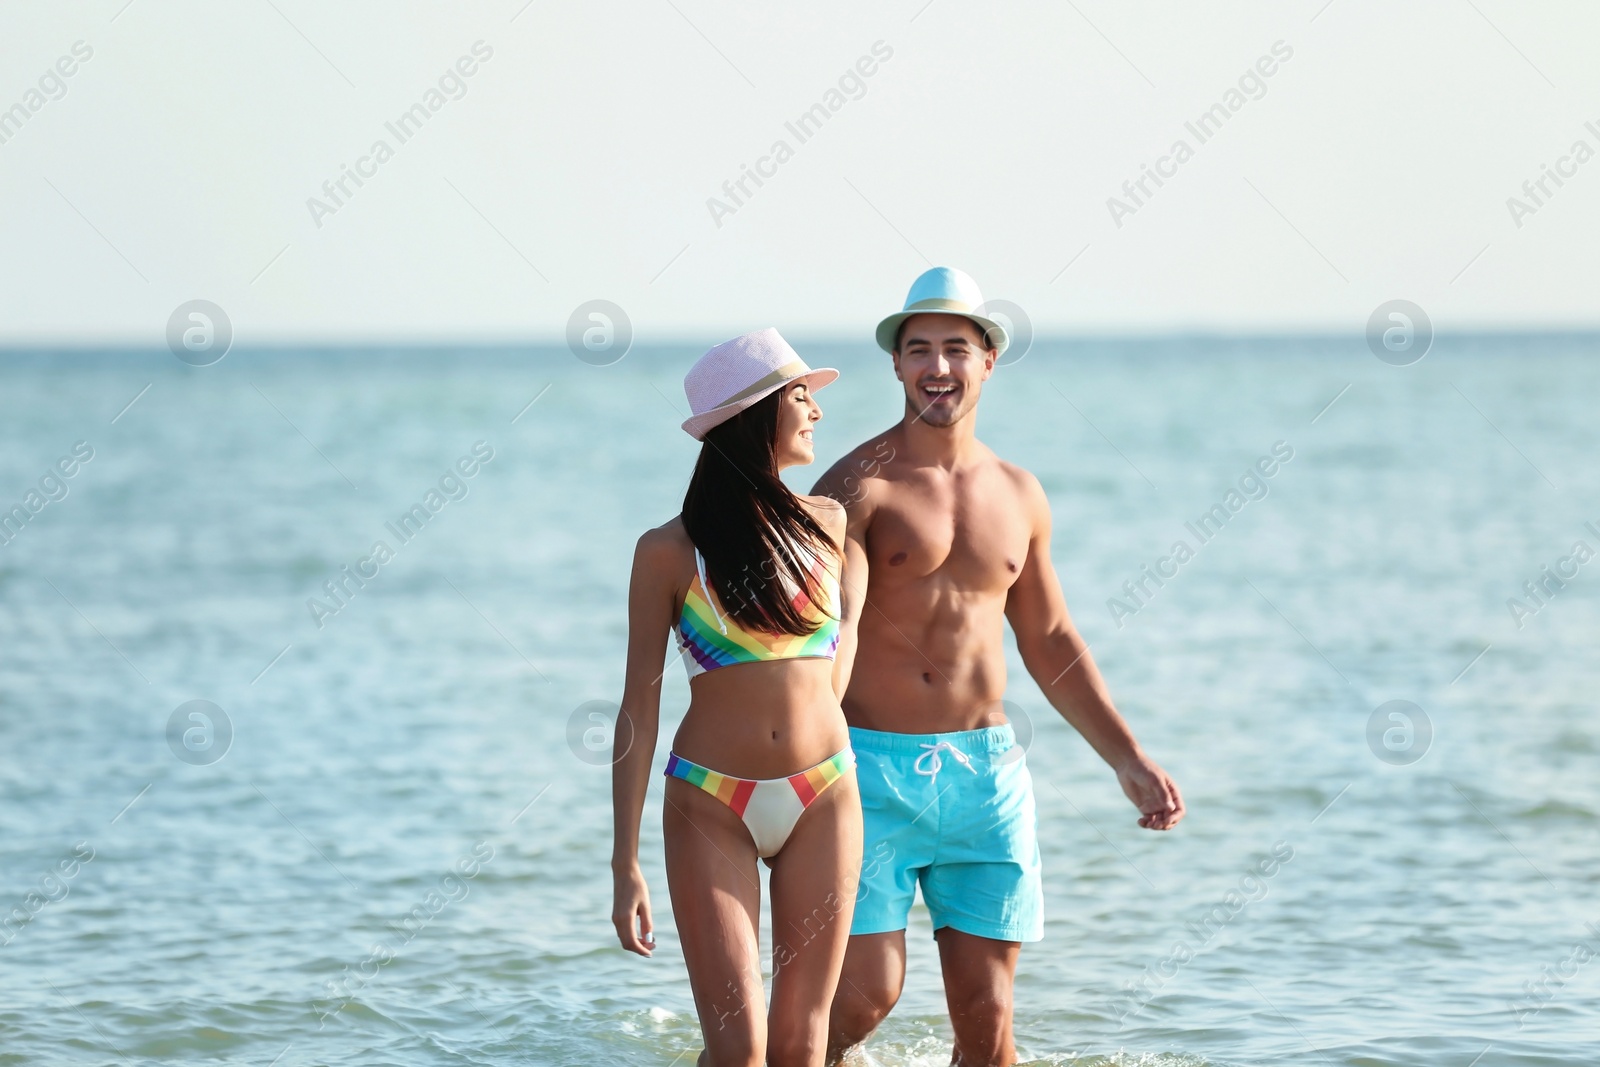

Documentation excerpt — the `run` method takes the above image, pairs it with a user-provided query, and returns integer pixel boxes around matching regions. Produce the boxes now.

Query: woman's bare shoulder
[798,494,847,543]
[635,517,694,569]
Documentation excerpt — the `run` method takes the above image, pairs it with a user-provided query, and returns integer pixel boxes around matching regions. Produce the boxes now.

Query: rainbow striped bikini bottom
[664,747,855,858]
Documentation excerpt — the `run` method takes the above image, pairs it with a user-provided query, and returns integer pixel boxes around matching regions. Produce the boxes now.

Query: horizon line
[4,326,1600,354]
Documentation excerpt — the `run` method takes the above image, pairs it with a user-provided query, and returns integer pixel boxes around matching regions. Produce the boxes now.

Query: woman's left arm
[823,501,864,702]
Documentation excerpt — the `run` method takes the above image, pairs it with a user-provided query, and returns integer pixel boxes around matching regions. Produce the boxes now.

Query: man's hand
[1116,756,1185,830]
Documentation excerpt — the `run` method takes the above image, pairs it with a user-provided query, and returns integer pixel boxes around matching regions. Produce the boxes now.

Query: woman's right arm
[610,529,676,957]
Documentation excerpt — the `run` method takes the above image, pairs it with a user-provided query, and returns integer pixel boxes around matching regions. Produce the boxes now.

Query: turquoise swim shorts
[848,723,1043,943]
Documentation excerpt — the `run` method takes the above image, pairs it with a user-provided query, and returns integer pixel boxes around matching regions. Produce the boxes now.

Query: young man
[814,267,1185,1066]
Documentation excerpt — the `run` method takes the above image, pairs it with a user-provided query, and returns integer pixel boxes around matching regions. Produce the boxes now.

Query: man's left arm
[1004,472,1185,831]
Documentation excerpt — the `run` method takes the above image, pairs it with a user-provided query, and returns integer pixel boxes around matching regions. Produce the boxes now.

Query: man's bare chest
[864,477,1032,591]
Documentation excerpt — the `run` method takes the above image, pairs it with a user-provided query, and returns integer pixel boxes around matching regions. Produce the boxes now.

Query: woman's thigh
[663,778,766,1062]
[765,773,864,1045]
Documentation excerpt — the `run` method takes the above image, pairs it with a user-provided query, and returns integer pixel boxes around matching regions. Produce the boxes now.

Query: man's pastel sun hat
[875,266,1009,357]
[681,328,839,441]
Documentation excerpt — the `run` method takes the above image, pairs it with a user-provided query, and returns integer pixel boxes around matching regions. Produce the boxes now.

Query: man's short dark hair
[894,315,990,354]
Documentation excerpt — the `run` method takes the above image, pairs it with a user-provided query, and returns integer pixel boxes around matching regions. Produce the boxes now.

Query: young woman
[611,328,863,1067]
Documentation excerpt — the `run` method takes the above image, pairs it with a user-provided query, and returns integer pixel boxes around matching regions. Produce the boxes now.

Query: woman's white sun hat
[681,328,839,441]
[875,266,1010,357]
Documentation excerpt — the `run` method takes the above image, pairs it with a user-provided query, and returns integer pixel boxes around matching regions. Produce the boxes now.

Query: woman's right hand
[611,862,656,957]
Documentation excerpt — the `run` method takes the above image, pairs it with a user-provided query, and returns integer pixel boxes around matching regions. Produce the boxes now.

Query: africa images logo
[305,42,495,229]
[705,41,894,228]
[1106,40,1294,229]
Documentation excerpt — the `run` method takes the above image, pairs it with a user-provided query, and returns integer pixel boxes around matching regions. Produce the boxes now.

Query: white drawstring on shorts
[913,741,978,783]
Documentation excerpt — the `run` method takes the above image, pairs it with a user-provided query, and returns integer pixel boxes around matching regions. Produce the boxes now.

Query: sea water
[1,338,1597,1065]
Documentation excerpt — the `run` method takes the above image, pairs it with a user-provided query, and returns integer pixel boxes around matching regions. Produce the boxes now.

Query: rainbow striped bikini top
[676,541,841,679]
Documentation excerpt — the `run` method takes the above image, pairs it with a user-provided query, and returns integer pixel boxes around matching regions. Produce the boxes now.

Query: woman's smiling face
[772,380,822,471]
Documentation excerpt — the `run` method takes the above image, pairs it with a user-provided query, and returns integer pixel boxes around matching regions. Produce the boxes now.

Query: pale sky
[1,0,1596,346]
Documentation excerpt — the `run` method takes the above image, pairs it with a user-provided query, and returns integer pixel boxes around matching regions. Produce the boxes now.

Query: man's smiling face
[892,313,997,428]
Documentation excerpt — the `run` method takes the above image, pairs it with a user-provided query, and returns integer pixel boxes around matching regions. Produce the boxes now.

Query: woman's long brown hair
[681,390,838,636]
